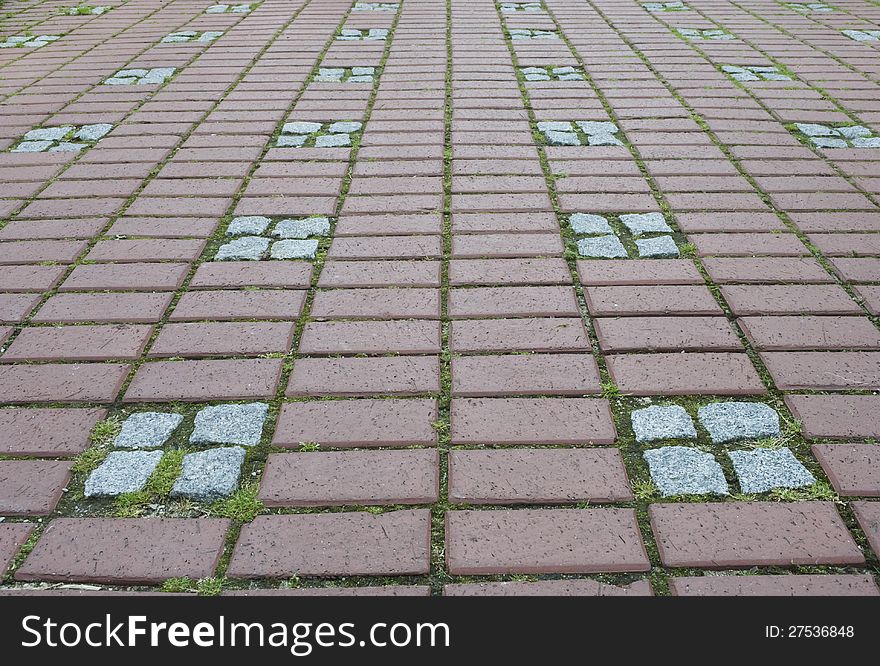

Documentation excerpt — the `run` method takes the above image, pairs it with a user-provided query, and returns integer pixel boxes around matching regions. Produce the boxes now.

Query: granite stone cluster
[315,66,376,83]
[352,2,399,10]
[785,2,834,12]
[633,402,815,497]
[276,120,362,148]
[509,28,558,40]
[538,120,623,147]
[206,3,257,13]
[0,34,61,48]
[641,1,689,11]
[66,5,111,15]
[103,67,176,85]
[722,64,791,82]
[520,66,584,81]
[843,29,880,42]
[678,28,735,40]
[85,404,269,502]
[500,2,544,12]
[10,124,113,153]
[215,215,331,260]
[161,30,224,43]
[795,123,880,149]
[572,212,679,259]
[336,28,389,40]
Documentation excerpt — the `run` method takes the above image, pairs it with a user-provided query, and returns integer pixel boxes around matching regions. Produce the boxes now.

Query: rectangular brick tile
[149,322,295,358]
[449,258,571,286]
[721,285,861,316]
[829,258,880,283]
[0,407,105,456]
[190,262,313,289]
[0,240,86,265]
[450,286,579,318]
[451,397,615,445]
[329,236,441,260]
[577,259,704,286]
[287,356,440,396]
[273,399,437,448]
[584,286,722,316]
[0,363,129,403]
[446,509,650,574]
[649,502,863,568]
[15,518,230,584]
[451,353,600,396]
[852,502,880,559]
[444,579,653,596]
[786,394,880,439]
[226,510,431,577]
[0,460,72,515]
[452,233,563,258]
[2,324,152,362]
[124,359,282,402]
[607,353,766,395]
[0,265,66,292]
[318,260,440,287]
[86,239,205,263]
[1,524,34,574]
[703,258,834,284]
[669,574,879,596]
[761,351,880,390]
[739,316,880,350]
[33,292,173,323]
[809,233,880,257]
[812,444,880,497]
[60,263,189,291]
[259,450,439,507]
[856,285,880,315]
[595,316,742,353]
[691,233,808,257]
[170,290,306,321]
[311,288,440,320]
[224,586,431,597]
[298,320,441,355]
[450,318,590,353]
[0,294,41,323]
[449,449,632,504]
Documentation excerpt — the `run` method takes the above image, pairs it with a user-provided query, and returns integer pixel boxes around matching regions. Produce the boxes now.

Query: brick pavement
[0,0,878,596]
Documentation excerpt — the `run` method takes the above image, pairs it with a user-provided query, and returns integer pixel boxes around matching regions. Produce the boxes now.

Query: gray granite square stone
[85,450,163,497]
[114,412,184,449]
[620,212,672,235]
[728,447,816,494]
[215,236,270,261]
[273,217,331,238]
[271,239,319,259]
[643,446,729,496]
[315,133,351,148]
[570,213,613,235]
[631,405,697,442]
[190,403,269,446]
[577,235,627,258]
[170,446,246,502]
[227,216,271,236]
[697,401,781,443]
[636,235,680,258]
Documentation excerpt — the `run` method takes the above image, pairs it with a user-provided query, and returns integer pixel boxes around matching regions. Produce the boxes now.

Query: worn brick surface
[444,579,653,596]
[595,317,742,353]
[812,444,880,497]
[16,518,230,583]
[450,318,590,353]
[124,359,282,402]
[451,398,615,445]
[607,353,766,395]
[449,449,631,504]
[650,503,863,568]
[451,354,601,396]
[852,502,880,559]
[227,510,431,577]
[0,408,105,456]
[0,363,129,403]
[446,509,650,575]
[298,320,441,355]
[740,316,880,350]
[260,450,439,507]
[288,356,440,396]
[0,461,73,515]
[584,286,722,316]
[669,575,879,597]
[2,325,152,362]
[0,524,34,574]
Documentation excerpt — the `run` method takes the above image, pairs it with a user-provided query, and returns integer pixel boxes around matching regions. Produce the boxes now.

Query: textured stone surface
[812,443,880,496]
[227,510,431,577]
[631,405,697,442]
[114,412,183,449]
[16,518,230,583]
[570,213,612,234]
[171,447,246,502]
[227,216,270,235]
[636,236,679,258]
[85,450,163,497]
[259,450,438,506]
[619,212,672,235]
[190,403,268,446]
[273,217,331,238]
[577,235,628,258]
[669,575,880,597]
[0,460,73,515]
[697,402,780,443]
[270,239,318,259]
[445,579,653,596]
[728,448,816,494]
[644,446,729,496]
[215,236,269,261]
[650,502,863,567]
[449,449,632,504]
[446,509,650,574]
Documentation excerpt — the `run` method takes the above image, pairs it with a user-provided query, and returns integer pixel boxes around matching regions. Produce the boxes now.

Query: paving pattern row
[0,0,879,596]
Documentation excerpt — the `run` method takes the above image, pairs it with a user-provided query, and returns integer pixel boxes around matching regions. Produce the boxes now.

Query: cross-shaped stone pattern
[103,67,176,85]
[722,64,792,82]
[785,2,834,12]
[572,213,679,259]
[641,1,689,11]
[65,5,111,15]
[794,123,880,148]
[352,2,399,10]
[215,216,331,260]
[499,1,544,12]
[678,28,736,40]
[275,120,363,147]
[336,28,389,40]
[10,123,113,153]
[161,30,224,43]
[205,3,257,13]
[537,120,623,146]
[843,29,880,42]
[520,65,584,81]
[0,34,60,48]
[509,28,558,39]
[314,66,376,83]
